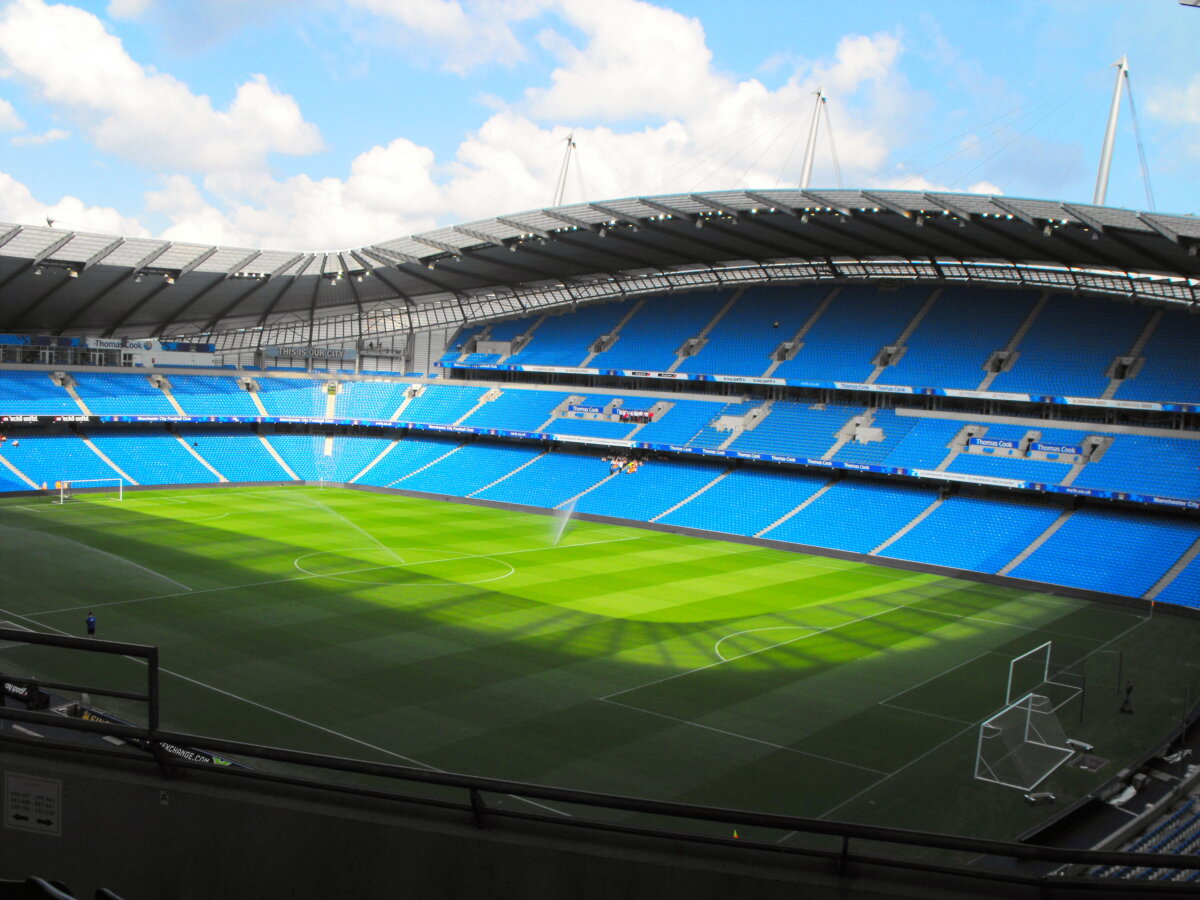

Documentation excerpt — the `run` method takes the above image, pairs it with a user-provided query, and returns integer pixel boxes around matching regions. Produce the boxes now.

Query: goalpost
[975,641,1084,791]
[54,478,125,504]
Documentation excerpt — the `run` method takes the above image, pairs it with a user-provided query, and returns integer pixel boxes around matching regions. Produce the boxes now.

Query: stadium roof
[0,189,1197,347]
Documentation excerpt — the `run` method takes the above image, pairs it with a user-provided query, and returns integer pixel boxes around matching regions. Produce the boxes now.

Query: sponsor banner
[552,434,634,447]
[4,409,1198,509]
[445,359,1200,413]
[2,678,50,709]
[1057,396,1163,411]
[264,346,356,361]
[1031,441,1083,455]
[568,405,604,414]
[710,374,786,386]
[969,437,1020,450]
[909,468,1025,488]
[940,388,1033,402]
[80,709,242,768]
[837,382,913,394]
[621,370,685,379]
[508,364,602,376]
[87,337,157,351]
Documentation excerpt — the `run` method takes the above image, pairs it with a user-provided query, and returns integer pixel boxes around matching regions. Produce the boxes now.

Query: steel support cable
[1123,70,1156,211]
[945,84,1097,191]
[862,69,1106,188]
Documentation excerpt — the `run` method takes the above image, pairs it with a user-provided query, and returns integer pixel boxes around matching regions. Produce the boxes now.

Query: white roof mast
[1093,55,1129,206]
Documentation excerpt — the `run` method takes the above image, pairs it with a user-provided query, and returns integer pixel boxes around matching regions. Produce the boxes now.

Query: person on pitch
[86,612,96,637]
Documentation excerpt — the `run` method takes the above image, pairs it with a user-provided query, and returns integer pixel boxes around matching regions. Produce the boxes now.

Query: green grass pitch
[2,484,1198,847]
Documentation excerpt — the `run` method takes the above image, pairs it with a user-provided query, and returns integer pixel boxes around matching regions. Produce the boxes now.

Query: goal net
[975,692,1075,791]
[55,478,124,504]
[976,641,1081,791]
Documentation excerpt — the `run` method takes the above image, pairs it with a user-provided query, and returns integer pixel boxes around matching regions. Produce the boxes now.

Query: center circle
[294,546,514,587]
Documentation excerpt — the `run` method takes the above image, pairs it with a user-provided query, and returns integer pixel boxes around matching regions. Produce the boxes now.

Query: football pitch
[2,484,1198,845]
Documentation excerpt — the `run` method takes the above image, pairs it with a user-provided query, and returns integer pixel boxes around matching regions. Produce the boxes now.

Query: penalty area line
[35,534,643,617]
[601,698,889,776]
[0,604,571,820]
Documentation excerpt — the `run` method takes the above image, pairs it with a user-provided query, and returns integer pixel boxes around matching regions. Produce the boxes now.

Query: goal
[54,478,125,504]
[975,692,1075,791]
[975,641,1082,791]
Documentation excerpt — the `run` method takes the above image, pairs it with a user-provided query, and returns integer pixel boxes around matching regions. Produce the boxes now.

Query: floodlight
[68,268,79,278]
[164,274,175,284]
[33,266,42,276]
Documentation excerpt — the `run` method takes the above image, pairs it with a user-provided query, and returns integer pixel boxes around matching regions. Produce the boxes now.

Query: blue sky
[0,0,1197,250]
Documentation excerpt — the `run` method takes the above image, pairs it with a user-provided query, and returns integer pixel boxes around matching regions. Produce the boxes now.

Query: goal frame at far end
[55,478,125,504]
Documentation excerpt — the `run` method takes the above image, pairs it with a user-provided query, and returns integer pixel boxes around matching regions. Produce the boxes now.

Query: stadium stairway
[822,408,876,460]
[388,443,464,487]
[390,385,420,420]
[494,315,547,365]
[453,387,502,425]
[0,451,38,489]
[467,450,548,496]
[976,291,1047,392]
[664,290,742,373]
[754,476,838,538]
[64,380,92,415]
[159,380,188,416]
[80,436,137,485]
[997,508,1074,575]
[350,438,398,483]
[176,435,227,482]
[871,495,945,555]
[1144,534,1200,601]
[249,387,269,416]
[650,468,731,522]
[863,287,941,385]
[556,469,621,508]
[761,286,839,378]
[258,435,299,480]
[1101,309,1163,400]
[579,298,645,367]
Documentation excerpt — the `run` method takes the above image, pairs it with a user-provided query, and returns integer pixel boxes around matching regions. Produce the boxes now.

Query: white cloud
[346,0,547,73]
[1148,74,1200,125]
[0,97,23,131]
[0,170,148,235]
[0,0,930,252]
[107,0,152,18]
[0,0,323,174]
[527,0,717,121]
[11,128,69,146]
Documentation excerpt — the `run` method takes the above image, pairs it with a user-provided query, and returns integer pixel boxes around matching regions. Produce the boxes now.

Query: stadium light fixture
[68,268,79,278]
[164,273,175,284]
[134,274,142,283]
[33,266,42,276]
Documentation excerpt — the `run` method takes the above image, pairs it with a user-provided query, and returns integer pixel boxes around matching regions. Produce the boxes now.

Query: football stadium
[2,5,1200,895]
[2,186,1200,897]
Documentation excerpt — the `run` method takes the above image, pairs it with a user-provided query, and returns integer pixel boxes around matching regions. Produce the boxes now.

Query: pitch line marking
[293,547,515,587]
[601,600,911,702]
[774,609,1156,838]
[876,650,1002,707]
[300,495,405,565]
[601,698,890,777]
[33,535,642,617]
[0,523,192,593]
[0,604,571,820]
[713,626,826,662]
[876,701,973,726]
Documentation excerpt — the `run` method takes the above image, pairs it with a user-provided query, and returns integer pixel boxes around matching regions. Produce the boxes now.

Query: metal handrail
[3,702,1199,892]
